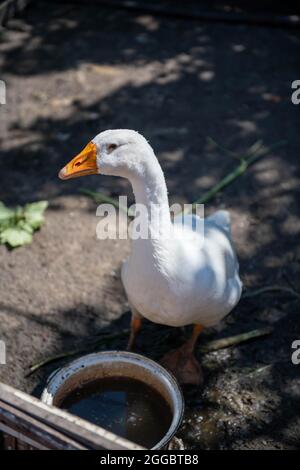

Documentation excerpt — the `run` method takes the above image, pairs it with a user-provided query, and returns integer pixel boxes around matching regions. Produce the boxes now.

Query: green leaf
[1,227,33,247]
[25,212,45,230]
[24,201,48,215]
[17,220,34,234]
[24,200,48,229]
[0,219,14,231]
[0,200,48,248]
[0,202,15,222]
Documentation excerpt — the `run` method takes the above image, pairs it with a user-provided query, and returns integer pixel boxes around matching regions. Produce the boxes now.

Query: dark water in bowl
[60,376,173,448]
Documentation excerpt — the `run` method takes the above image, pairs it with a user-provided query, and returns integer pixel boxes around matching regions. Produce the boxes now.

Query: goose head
[58,129,157,181]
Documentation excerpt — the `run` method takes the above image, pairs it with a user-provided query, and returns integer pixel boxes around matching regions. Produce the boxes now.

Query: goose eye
[107,143,117,154]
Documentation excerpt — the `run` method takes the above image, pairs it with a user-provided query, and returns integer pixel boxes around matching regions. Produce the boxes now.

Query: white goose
[59,129,242,384]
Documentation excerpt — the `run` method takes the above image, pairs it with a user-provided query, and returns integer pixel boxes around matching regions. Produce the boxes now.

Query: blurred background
[0,0,299,449]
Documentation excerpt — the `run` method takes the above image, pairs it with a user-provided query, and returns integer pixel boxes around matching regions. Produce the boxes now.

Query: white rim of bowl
[41,350,184,450]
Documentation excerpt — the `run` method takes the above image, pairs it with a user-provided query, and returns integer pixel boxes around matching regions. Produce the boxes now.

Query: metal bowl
[41,351,184,449]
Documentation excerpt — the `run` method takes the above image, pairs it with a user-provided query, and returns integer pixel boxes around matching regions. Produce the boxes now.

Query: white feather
[93,129,242,328]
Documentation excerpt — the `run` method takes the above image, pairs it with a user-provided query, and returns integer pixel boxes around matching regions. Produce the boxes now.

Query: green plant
[0,200,48,248]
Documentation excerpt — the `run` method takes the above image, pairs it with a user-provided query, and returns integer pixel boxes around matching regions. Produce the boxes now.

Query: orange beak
[58,141,98,180]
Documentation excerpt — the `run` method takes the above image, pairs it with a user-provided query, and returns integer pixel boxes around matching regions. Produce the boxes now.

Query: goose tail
[207,210,231,234]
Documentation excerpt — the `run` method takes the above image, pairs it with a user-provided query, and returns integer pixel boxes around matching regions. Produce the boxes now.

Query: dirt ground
[0,1,300,449]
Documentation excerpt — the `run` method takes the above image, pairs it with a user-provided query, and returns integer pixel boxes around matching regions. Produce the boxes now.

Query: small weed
[0,200,48,248]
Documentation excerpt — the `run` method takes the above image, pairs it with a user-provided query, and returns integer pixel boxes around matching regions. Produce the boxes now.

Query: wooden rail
[0,382,143,450]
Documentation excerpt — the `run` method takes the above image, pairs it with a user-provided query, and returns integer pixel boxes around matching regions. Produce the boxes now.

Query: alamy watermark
[95,198,205,242]
[0,340,6,364]
[0,80,6,105]
[291,340,300,365]
[291,80,300,105]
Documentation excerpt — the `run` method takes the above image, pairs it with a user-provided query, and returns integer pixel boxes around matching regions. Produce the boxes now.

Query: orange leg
[185,324,204,352]
[126,313,142,351]
[160,324,204,385]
